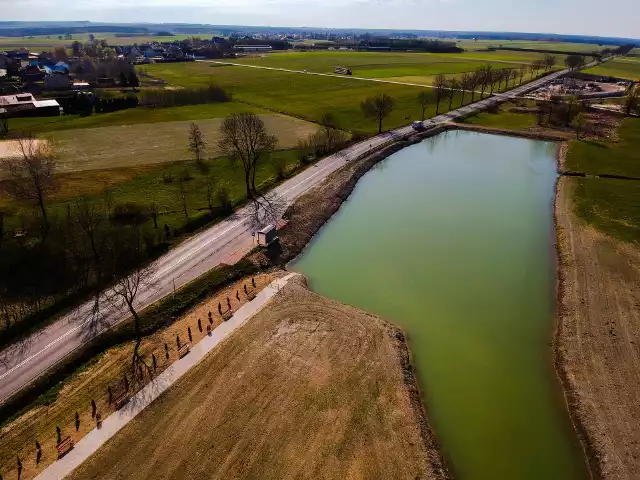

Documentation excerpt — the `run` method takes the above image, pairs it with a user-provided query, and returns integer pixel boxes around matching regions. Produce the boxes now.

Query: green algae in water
[291,130,587,480]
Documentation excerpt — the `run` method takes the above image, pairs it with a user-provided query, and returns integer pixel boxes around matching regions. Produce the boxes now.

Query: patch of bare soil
[555,177,640,480]
[68,276,449,480]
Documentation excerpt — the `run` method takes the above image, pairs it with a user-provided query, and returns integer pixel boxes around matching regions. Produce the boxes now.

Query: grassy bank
[565,117,640,178]
[8,102,265,134]
[573,178,640,243]
[584,57,640,80]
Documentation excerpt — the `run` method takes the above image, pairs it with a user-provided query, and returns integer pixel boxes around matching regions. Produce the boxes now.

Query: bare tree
[318,112,347,152]
[517,65,526,85]
[510,69,518,87]
[0,135,57,231]
[103,229,156,378]
[361,93,395,134]
[445,79,458,110]
[460,72,472,106]
[572,113,587,139]
[480,65,492,98]
[0,112,8,137]
[188,122,206,164]
[244,191,286,233]
[624,84,640,115]
[178,178,188,220]
[469,71,480,102]
[543,54,556,72]
[417,90,429,121]
[433,74,447,114]
[218,113,278,198]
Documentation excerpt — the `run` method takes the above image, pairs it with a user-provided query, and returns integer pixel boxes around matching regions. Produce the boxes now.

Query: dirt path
[555,177,640,480]
[67,276,448,480]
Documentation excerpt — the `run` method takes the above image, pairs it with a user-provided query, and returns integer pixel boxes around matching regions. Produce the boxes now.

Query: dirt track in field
[555,177,640,480]
[68,276,448,480]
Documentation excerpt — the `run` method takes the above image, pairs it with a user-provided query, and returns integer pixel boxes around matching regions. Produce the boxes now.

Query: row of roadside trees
[358,57,561,133]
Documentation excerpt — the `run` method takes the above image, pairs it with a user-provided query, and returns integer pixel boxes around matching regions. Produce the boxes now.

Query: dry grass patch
[49,114,317,174]
[68,276,448,480]
[0,273,278,480]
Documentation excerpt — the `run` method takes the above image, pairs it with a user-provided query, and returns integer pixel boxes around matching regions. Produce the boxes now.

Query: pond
[291,130,587,479]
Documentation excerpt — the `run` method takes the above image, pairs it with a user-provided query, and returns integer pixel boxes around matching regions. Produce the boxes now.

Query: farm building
[233,45,273,53]
[0,93,61,116]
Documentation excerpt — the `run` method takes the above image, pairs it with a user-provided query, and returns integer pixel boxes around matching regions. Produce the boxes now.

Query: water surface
[292,130,586,480]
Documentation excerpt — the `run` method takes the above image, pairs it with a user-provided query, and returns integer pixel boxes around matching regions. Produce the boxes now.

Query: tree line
[358,58,560,133]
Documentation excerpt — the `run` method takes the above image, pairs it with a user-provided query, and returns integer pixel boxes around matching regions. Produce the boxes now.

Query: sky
[3,0,639,39]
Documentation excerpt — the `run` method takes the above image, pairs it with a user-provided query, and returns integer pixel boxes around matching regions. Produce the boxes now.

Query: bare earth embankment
[68,276,448,480]
[555,177,640,480]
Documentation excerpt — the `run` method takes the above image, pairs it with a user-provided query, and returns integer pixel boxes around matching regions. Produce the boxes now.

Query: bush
[216,183,232,213]
[180,167,193,182]
[141,84,231,107]
[272,156,288,180]
[112,203,150,225]
[94,95,139,114]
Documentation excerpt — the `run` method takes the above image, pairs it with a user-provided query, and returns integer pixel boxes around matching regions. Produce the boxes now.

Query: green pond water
[291,130,587,480]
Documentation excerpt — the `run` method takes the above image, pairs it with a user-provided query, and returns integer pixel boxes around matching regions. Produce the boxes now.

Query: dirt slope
[555,177,640,479]
[68,276,448,480]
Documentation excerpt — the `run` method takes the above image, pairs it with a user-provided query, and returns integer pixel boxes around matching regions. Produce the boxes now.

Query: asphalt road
[0,64,588,404]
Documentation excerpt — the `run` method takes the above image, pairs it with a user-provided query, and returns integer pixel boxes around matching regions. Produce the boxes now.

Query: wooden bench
[221,309,233,321]
[246,289,257,301]
[178,343,191,358]
[56,437,74,458]
[114,392,130,410]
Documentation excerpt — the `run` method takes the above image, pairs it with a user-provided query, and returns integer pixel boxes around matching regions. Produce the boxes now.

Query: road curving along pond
[291,130,588,480]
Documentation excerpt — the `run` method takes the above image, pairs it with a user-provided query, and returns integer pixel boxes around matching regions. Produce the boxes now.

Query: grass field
[573,178,640,243]
[42,113,316,174]
[460,102,538,130]
[230,50,562,80]
[0,147,304,232]
[566,117,640,243]
[66,278,443,480]
[565,117,640,178]
[0,33,204,49]
[8,102,264,134]
[142,61,490,132]
[584,57,640,80]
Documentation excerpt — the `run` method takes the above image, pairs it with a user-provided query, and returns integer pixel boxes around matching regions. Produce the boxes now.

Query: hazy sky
[3,0,639,39]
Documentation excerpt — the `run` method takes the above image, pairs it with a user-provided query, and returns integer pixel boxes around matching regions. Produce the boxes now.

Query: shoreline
[254,125,612,480]
[249,126,452,479]
[553,175,640,480]
[552,177,600,480]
